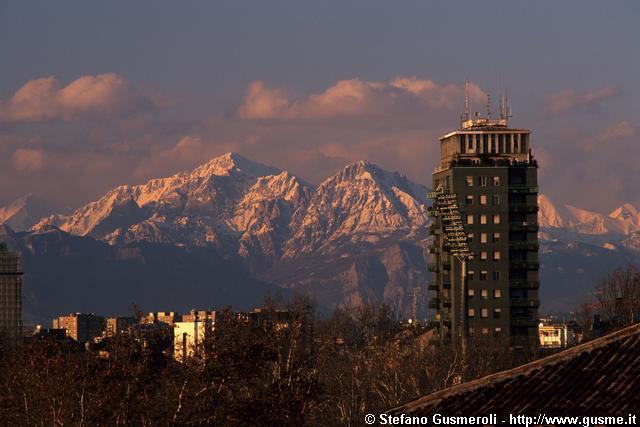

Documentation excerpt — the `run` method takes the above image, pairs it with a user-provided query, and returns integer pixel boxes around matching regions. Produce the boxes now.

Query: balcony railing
[508,204,539,213]
[509,241,539,251]
[510,317,539,327]
[508,186,539,194]
[509,279,540,289]
[509,261,540,270]
[509,222,539,232]
[510,298,540,308]
[428,282,438,291]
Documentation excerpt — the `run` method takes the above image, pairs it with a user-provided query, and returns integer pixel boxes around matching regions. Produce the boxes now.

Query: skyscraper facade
[0,243,23,347]
[428,113,539,346]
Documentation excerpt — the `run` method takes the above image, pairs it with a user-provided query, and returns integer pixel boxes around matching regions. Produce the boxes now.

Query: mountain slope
[538,195,640,235]
[0,194,51,231]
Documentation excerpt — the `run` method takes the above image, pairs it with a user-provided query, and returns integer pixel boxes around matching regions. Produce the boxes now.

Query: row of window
[461,133,528,155]
[479,251,501,261]
[467,214,500,225]
[466,194,501,205]
[468,270,502,281]
[469,232,501,243]
[466,176,500,187]
[468,288,502,298]
[469,327,502,336]
[468,307,501,319]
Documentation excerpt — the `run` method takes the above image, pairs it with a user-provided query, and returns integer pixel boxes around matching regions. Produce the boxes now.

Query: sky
[0,1,638,213]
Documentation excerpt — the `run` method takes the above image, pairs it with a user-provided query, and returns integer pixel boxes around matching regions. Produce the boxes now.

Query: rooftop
[388,323,640,416]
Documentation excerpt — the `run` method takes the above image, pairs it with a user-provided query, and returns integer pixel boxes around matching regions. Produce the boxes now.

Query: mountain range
[2,152,639,323]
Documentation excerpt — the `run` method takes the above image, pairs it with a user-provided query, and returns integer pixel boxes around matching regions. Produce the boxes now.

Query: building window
[493,271,501,281]
[468,289,475,297]
[493,176,500,186]
[481,289,488,299]
[468,270,475,280]
[493,233,501,243]
[480,251,488,260]
[494,308,501,318]
[481,309,488,318]
[469,327,475,335]
[467,136,473,152]
[480,195,487,205]
[493,251,501,261]
[479,176,488,187]
[494,289,502,298]
[468,308,475,318]
[466,176,473,187]
[493,214,501,224]
[467,233,474,242]
[482,327,489,334]
[480,215,487,224]
[467,215,474,225]
[480,233,487,243]
[466,195,473,205]
[480,270,487,280]
[495,327,502,333]
[492,195,500,205]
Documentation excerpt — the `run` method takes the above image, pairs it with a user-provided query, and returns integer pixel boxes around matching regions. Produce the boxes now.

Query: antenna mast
[486,94,491,119]
[464,80,470,121]
[505,88,513,123]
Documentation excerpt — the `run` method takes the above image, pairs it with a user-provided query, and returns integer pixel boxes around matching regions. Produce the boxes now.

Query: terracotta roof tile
[388,323,640,416]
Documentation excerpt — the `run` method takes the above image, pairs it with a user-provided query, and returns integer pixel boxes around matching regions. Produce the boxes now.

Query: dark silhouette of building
[53,313,105,343]
[428,102,539,346]
[0,242,22,347]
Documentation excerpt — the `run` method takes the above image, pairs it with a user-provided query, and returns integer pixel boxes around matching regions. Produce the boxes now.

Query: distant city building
[142,311,180,327]
[53,313,105,343]
[429,95,540,347]
[538,321,575,348]
[174,310,217,362]
[105,316,137,337]
[0,242,23,347]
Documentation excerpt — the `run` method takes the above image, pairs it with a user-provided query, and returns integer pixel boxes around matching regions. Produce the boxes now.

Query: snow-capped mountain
[284,161,428,256]
[34,153,428,266]
[13,153,431,319]
[0,194,51,231]
[538,194,640,235]
[6,153,640,321]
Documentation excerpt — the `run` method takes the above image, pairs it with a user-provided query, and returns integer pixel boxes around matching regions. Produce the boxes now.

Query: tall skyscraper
[428,102,539,347]
[0,243,23,347]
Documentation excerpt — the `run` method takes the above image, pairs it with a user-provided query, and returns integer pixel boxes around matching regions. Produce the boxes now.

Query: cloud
[237,81,290,119]
[237,77,485,120]
[545,85,619,114]
[13,149,43,172]
[582,121,636,152]
[0,74,156,122]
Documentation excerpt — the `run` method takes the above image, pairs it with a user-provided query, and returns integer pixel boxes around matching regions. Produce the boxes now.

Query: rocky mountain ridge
[2,153,640,321]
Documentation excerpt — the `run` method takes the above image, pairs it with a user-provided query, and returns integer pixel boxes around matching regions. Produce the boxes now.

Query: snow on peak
[191,152,281,179]
[539,194,640,235]
[0,194,51,231]
[609,203,639,220]
[285,161,429,255]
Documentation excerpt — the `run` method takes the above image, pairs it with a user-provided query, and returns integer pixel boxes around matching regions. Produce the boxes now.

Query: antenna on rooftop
[464,80,470,121]
[486,93,491,119]
[505,88,513,122]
